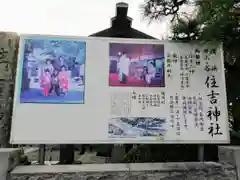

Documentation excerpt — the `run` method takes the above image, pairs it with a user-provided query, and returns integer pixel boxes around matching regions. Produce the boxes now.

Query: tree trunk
[59,144,74,164]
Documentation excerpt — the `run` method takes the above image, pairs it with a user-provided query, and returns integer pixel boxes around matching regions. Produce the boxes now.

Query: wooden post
[111,144,125,163]
[198,144,204,161]
[59,144,74,164]
[38,144,45,165]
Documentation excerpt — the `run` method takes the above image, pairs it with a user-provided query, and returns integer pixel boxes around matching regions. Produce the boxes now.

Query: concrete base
[10,162,236,180]
[7,146,240,180]
[0,148,21,180]
[219,146,240,179]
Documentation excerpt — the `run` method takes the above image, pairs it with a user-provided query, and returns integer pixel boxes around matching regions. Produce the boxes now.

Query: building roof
[90,27,156,39]
[89,2,156,40]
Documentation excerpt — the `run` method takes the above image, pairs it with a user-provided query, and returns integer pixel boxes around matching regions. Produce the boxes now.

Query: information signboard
[10,34,229,144]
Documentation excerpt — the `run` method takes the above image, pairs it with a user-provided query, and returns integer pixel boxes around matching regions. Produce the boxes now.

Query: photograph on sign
[18,37,85,104]
[108,117,166,138]
[109,43,165,87]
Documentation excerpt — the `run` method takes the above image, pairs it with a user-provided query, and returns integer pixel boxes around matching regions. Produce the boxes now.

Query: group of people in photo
[40,59,68,96]
[134,62,157,84]
[39,55,84,97]
[117,52,158,85]
[20,38,86,104]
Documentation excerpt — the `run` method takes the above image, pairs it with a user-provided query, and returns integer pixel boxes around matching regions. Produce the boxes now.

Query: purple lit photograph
[18,36,85,104]
[109,43,165,87]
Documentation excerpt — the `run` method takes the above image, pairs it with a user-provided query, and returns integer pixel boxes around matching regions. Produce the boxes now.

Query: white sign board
[10,34,229,144]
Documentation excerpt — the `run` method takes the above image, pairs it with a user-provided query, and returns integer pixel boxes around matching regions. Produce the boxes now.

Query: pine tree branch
[141,0,188,22]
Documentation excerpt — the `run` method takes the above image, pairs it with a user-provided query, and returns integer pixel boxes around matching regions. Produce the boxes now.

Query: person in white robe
[117,52,130,83]
[145,62,156,84]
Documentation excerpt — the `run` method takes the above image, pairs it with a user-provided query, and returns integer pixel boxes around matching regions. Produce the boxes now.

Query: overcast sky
[0,0,172,39]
